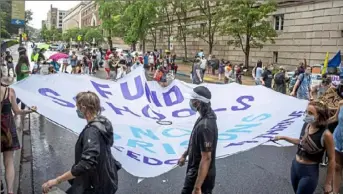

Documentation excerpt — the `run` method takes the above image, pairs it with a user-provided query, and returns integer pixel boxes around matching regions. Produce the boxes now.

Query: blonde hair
[76,91,101,116]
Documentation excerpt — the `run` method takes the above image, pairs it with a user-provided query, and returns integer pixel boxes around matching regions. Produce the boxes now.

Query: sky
[25,1,82,29]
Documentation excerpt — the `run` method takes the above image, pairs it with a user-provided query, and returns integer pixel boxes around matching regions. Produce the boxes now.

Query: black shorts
[181,169,215,194]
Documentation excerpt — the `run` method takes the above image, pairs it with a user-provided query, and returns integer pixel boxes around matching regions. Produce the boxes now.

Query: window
[274,15,284,31]
[200,23,206,35]
[59,16,62,20]
[273,52,278,63]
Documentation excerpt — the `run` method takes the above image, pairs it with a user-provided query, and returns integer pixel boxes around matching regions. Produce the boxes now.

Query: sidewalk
[176,64,255,85]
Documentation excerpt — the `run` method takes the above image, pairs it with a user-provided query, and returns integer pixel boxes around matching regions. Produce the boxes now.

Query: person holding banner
[178,86,218,194]
[274,100,335,194]
[42,91,120,194]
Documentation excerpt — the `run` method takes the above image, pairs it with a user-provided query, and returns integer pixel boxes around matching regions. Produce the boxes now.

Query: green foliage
[84,28,103,44]
[221,0,277,67]
[188,0,228,54]
[25,10,33,26]
[40,26,62,42]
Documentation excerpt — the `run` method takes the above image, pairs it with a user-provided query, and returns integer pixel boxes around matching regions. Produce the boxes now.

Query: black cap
[193,86,211,100]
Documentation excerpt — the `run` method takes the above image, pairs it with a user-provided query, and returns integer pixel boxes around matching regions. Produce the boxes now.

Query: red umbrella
[49,53,69,61]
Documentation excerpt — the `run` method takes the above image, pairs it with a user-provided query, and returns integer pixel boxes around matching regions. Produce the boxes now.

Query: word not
[224,111,304,147]
[113,145,178,166]
[38,87,256,120]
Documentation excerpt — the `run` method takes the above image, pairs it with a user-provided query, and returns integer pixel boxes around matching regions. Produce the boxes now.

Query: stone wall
[145,0,343,69]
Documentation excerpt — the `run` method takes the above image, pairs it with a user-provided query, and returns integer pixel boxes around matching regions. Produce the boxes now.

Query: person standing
[1,75,37,194]
[274,100,335,194]
[260,64,273,89]
[200,56,207,80]
[42,91,120,194]
[291,66,313,100]
[15,47,31,110]
[149,53,155,72]
[178,86,218,194]
[143,52,149,72]
[274,66,288,94]
[191,58,203,85]
[70,51,77,74]
[252,60,263,85]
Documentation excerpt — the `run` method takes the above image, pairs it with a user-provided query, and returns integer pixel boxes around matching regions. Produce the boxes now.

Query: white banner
[11,67,308,178]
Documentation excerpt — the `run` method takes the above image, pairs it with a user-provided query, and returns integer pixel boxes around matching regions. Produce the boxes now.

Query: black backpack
[274,72,285,85]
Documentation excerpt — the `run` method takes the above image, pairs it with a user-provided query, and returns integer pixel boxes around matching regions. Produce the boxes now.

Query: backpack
[274,72,285,85]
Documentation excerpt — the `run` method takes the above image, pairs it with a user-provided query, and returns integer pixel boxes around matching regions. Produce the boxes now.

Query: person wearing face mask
[178,86,218,194]
[274,100,335,194]
[42,91,120,194]
[291,66,313,100]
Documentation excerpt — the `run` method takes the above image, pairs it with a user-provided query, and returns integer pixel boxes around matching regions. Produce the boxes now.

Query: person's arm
[291,74,303,95]
[70,126,100,177]
[275,135,300,145]
[194,127,214,191]
[308,77,313,99]
[196,68,202,82]
[260,71,265,85]
[10,89,33,115]
[323,130,335,192]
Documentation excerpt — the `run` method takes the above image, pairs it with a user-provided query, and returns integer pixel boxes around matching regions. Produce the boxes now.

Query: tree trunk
[245,36,251,68]
[132,43,136,51]
[183,36,188,61]
[244,52,249,69]
[142,39,146,53]
[107,30,112,50]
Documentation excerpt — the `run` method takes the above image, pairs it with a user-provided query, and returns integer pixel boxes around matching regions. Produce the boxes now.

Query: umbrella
[1,39,19,52]
[49,52,69,61]
[37,43,50,50]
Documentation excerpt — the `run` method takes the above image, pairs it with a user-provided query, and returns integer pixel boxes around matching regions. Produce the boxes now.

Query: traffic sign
[11,1,25,26]
[11,19,25,25]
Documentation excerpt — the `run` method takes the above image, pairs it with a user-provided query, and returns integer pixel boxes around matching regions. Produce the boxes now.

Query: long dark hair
[15,55,29,76]
[254,60,263,75]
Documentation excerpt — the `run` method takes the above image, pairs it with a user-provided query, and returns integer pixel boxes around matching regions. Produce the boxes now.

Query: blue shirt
[51,61,60,72]
[144,55,149,65]
[70,55,77,67]
[297,73,312,100]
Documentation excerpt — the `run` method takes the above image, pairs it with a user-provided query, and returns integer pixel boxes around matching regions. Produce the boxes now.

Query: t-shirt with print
[261,70,273,88]
[186,113,218,179]
[297,73,312,100]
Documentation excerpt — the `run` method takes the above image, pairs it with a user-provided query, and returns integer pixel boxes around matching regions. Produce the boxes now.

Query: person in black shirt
[178,86,218,194]
[261,64,273,88]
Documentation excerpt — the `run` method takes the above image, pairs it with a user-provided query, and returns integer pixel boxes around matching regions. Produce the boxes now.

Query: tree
[84,28,103,45]
[221,0,277,68]
[25,10,33,27]
[171,0,191,60]
[122,0,158,51]
[189,0,228,54]
[157,1,174,50]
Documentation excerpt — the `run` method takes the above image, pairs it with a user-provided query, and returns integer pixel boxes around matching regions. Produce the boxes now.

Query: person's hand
[30,106,37,112]
[42,179,59,193]
[274,136,283,141]
[262,82,265,86]
[177,156,186,167]
[192,187,201,194]
[290,91,295,96]
[324,183,332,194]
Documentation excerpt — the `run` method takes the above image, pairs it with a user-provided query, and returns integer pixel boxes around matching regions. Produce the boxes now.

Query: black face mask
[1,83,9,87]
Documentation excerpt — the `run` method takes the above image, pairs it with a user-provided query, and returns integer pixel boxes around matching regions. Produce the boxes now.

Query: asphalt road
[26,66,336,194]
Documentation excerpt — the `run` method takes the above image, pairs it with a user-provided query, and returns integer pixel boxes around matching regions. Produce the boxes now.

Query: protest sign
[11,67,308,178]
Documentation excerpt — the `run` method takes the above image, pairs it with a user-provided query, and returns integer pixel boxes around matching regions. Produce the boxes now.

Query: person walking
[260,64,274,89]
[274,66,288,94]
[274,100,335,194]
[1,74,37,194]
[191,58,203,85]
[42,91,120,194]
[252,60,263,85]
[70,51,77,74]
[15,47,31,110]
[178,86,218,194]
[290,66,313,100]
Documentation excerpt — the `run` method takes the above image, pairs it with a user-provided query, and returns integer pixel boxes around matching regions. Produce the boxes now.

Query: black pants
[290,159,319,194]
[16,98,25,110]
[181,169,215,194]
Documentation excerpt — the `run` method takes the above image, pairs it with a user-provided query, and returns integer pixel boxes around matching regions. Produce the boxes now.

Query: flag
[328,50,341,68]
[322,52,329,75]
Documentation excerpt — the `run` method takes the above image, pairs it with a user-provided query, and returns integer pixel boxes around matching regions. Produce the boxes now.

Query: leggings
[290,159,319,194]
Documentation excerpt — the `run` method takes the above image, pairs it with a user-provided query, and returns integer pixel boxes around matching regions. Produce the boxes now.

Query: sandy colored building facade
[146,0,343,69]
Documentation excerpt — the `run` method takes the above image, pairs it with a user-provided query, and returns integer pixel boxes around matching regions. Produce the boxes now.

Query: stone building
[46,4,67,30]
[62,2,87,32]
[80,1,101,28]
[146,0,343,69]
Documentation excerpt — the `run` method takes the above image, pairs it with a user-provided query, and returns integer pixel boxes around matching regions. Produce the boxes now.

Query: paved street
[25,66,333,194]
